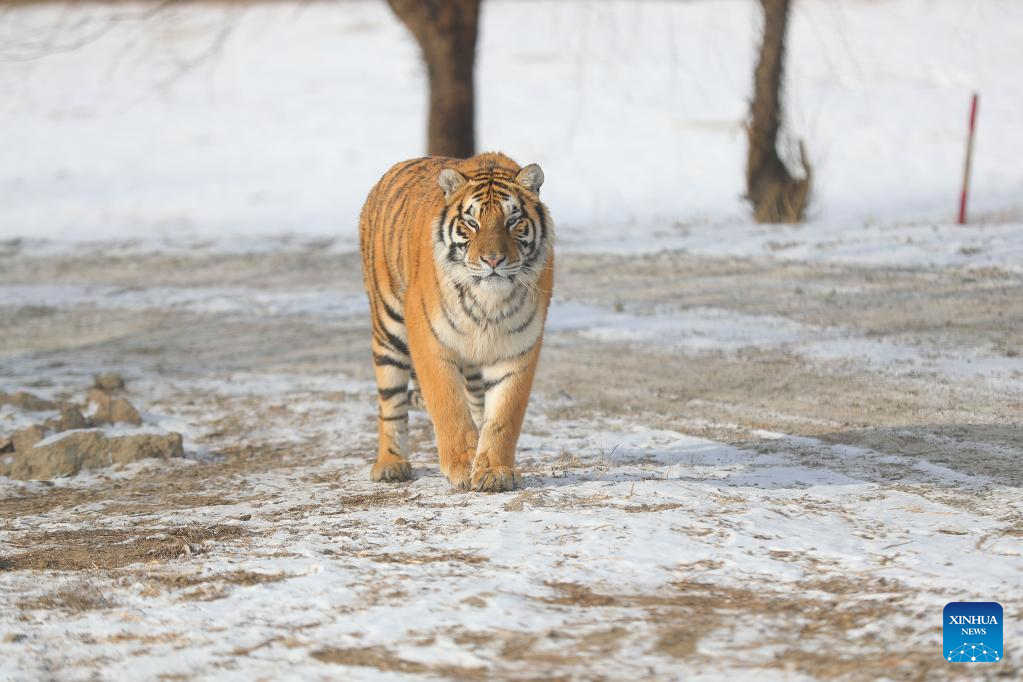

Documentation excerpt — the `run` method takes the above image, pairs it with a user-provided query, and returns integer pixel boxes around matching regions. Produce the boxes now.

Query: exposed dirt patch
[654,626,700,659]
[0,524,248,571]
[541,581,620,608]
[755,647,946,681]
[0,486,239,521]
[503,489,686,515]
[18,579,116,612]
[142,568,292,597]
[336,489,419,510]
[364,550,488,566]
[311,645,487,679]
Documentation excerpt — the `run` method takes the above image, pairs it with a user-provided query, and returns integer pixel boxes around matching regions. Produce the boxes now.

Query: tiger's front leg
[405,299,479,489]
[470,344,542,492]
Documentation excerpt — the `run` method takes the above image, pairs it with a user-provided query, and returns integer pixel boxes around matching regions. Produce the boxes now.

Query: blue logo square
[944,602,1003,663]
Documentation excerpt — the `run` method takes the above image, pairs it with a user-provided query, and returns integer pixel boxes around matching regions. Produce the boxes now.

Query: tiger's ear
[438,168,468,201]
[515,164,544,193]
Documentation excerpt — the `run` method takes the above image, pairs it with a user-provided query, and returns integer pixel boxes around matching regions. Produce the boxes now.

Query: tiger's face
[435,164,549,291]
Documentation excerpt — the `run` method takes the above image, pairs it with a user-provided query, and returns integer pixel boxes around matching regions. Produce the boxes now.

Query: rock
[0,391,57,412]
[86,389,142,426]
[107,432,183,464]
[44,404,88,432]
[0,454,12,478]
[8,430,183,480]
[86,388,108,407]
[12,425,47,453]
[93,372,125,392]
[110,399,142,425]
[10,430,105,479]
[0,435,11,453]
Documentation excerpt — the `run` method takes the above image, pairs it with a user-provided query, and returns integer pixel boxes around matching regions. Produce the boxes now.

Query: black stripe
[382,300,404,325]
[521,220,545,269]
[374,353,410,370]
[536,203,548,243]
[393,192,411,268]
[382,327,409,355]
[419,295,450,347]
[454,282,486,327]
[379,158,426,199]
[494,338,540,362]
[432,267,464,335]
[378,385,406,400]
[492,294,527,324]
[448,243,463,263]
[509,305,538,333]
[483,372,515,392]
[439,298,464,334]
[435,205,449,244]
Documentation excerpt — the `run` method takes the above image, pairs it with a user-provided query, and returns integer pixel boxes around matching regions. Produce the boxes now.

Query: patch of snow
[0,284,367,319]
[0,404,59,435]
[548,299,813,350]
[548,297,1023,388]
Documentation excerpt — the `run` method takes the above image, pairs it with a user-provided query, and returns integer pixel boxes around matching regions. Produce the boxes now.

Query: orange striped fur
[359,152,554,492]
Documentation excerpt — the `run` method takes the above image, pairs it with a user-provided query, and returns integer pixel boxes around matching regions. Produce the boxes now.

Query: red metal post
[958,93,979,225]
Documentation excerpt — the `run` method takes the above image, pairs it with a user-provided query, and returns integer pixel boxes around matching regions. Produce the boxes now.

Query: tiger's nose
[481,254,505,268]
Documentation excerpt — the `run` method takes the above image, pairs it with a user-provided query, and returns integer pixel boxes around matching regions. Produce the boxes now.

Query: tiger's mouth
[473,271,513,284]
[465,262,517,280]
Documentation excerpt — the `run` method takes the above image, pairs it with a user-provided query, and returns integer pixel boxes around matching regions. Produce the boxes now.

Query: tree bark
[387,0,480,158]
[746,0,811,223]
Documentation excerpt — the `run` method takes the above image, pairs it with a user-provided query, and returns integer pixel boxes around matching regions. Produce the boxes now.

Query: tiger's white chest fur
[429,273,545,367]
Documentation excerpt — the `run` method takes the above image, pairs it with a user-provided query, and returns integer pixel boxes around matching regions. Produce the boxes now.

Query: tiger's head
[434,160,551,292]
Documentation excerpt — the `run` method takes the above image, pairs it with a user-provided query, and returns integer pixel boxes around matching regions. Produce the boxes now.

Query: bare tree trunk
[387,0,479,158]
[746,0,811,223]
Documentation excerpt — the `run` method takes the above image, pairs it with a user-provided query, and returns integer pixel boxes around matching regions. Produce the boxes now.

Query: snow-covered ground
[1,1,1022,680]
[1,244,1020,679]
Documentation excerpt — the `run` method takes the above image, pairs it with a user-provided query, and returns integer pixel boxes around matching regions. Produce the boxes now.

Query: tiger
[358,152,554,492]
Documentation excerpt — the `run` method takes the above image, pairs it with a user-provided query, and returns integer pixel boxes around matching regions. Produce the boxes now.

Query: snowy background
[1,1,1022,680]
[1,0,1021,252]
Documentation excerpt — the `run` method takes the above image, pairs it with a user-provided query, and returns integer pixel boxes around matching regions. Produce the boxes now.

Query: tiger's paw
[370,458,413,483]
[469,466,522,493]
[442,450,474,490]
